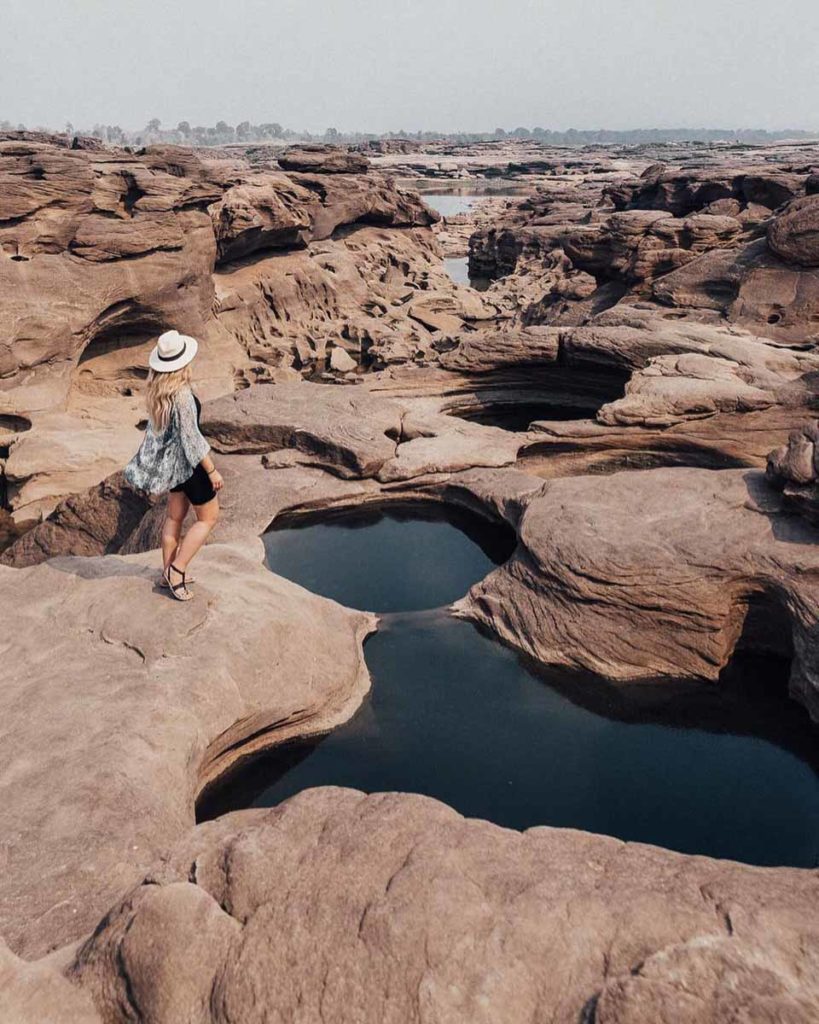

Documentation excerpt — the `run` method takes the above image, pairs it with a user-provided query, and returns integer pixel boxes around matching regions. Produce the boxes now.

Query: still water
[443,256,491,291]
[199,504,819,867]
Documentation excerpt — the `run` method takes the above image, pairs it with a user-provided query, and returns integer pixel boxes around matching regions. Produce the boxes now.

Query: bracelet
[206,468,217,476]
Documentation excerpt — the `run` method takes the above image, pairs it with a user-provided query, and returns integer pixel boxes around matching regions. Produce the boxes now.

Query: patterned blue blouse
[124,388,210,495]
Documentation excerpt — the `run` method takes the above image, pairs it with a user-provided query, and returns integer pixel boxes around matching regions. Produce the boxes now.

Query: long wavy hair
[146,364,192,432]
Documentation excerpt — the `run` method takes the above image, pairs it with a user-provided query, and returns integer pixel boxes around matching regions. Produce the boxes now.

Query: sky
[2,0,818,133]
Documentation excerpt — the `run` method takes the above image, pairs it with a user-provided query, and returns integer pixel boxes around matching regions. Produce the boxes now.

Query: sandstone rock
[69,789,819,1024]
[592,936,819,1023]
[616,167,803,217]
[0,471,153,567]
[457,467,819,718]
[653,237,819,341]
[437,327,560,373]
[208,173,316,261]
[767,424,819,487]
[0,541,374,957]
[0,938,100,1024]
[278,145,370,174]
[329,346,357,372]
[765,424,819,524]
[201,382,405,477]
[0,140,447,514]
[767,194,819,266]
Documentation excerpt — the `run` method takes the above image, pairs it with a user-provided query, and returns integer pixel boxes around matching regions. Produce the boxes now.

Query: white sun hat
[148,330,199,373]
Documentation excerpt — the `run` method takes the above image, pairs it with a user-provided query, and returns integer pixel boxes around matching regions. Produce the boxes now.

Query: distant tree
[146,117,161,132]
[511,126,531,138]
[259,122,283,138]
[176,120,191,138]
[236,120,252,141]
[214,120,234,143]
[493,127,506,138]
[324,127,339,141]
[65,121,74,136]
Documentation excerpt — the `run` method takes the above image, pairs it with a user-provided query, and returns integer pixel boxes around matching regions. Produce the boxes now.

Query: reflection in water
[443,256,491,291]
[263,502,515,612]
[423,193,517,218]
[424,194,480,217]
[201,506,819,867]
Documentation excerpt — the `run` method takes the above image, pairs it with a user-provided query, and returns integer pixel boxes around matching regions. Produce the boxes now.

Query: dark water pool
[456,400,602,432]
[201,505,819,867]
[262,503,514,612]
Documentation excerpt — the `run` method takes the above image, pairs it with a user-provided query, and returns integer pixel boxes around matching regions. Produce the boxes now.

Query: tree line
[2,117,816,148]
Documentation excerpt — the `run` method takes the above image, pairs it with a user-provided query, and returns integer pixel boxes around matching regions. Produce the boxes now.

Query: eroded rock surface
[4,138,819,1022]
[0,541,374,958]
[457,467,819,718]
[67,789,819,1024]
[0,139,447,518]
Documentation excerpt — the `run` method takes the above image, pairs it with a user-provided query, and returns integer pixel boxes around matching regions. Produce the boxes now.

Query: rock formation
[0,540,375,957]
[67,790,819,1024]
[0,138,457,521]
[3,136,819,1021]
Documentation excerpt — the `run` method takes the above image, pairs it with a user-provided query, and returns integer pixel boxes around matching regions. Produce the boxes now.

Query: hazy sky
[3,0,818,132]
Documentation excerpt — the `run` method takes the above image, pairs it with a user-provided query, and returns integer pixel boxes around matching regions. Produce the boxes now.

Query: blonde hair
[146,364,192,432]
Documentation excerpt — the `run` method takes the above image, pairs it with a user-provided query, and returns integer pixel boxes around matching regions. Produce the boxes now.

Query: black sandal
[164,563,192,602]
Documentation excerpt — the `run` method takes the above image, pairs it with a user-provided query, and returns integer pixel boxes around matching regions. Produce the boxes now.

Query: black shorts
[171,464,216,506]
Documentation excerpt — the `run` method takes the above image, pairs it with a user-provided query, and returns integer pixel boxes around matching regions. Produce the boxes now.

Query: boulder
[0,471,153,567]
[767,195,819,266]
[208,173,316,261]
[329,346,357,372]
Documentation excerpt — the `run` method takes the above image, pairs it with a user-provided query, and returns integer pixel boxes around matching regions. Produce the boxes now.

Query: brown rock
[0,938,100,1024]
[653,237,819,341]
[201,382,405,477]
[0,471,153,567]
[457,467,819,718]
[0,541,374,957]
[208,173,315,261]
[767,195,819,266]
[278,145,370,174]
[69,789,819,1024]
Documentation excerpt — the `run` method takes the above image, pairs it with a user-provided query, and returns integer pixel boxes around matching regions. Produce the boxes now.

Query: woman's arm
[176,391,223,490]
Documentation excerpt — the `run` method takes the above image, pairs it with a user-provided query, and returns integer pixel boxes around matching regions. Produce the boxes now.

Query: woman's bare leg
[162,492,190,572]
[173,496,219,572]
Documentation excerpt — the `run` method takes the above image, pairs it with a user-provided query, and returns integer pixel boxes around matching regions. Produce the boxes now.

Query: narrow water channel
[425,193,508,290]
[198,503,819,868]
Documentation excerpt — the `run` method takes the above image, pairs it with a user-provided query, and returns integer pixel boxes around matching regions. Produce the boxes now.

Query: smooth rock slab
[70,788,819,1024]
[201,382,405,477]
[0,540,374,958]
[457,467,819,718]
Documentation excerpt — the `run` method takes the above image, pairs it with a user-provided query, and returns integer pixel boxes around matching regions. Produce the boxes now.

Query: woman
[124,330,223,601]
